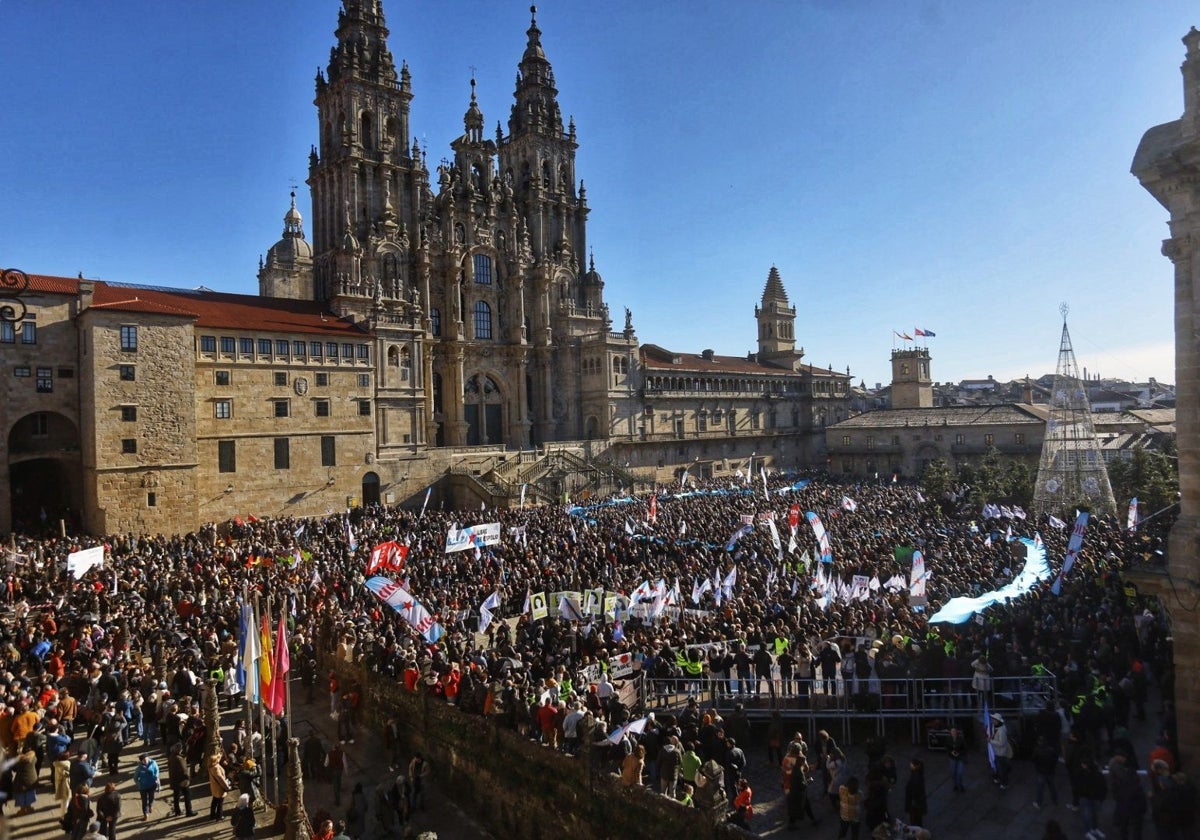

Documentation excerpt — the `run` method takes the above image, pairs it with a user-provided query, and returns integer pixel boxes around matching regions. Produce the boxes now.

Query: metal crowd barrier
[636,673,1057,747]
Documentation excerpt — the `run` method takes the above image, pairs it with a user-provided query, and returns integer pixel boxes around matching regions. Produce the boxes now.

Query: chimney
[78,279,94,312]
[1023,375,1033,404]
[702,349,714,361]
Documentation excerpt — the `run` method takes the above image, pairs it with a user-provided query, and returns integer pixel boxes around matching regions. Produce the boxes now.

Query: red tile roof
[640,344,848,378]
[27,274,368,337]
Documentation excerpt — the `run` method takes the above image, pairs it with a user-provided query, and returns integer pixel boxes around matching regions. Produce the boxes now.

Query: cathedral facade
[0,2,851,535]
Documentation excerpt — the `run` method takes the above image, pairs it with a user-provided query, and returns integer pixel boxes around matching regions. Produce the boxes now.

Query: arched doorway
[7,411,82,533]
[464,374,503,445]
[361,472,381,506]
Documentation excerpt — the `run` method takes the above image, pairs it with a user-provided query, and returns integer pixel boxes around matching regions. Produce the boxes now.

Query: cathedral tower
[258,192,314,300]
[890,348,932,408]
[308,0,424,307]
[755,266,798,362]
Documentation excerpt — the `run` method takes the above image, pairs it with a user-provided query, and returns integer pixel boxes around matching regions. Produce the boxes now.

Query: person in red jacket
[729,777,754,828]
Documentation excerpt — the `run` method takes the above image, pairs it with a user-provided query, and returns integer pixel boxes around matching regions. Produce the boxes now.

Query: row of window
[217,436,336,473]
[424,303,494,340]
[842,432,1027,448]
[0,320,36,344]
[13,366,73,392]
[211,398,371,419]
[199,335,370,361]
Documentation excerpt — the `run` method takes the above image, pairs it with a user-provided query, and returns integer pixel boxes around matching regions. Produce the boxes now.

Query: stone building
[611,267,852,480]
[0,3,853,533]
[1131,26,1200,767]
[827,349,1048,480]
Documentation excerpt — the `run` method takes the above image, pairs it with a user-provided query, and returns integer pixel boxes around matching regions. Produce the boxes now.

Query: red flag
[267,610,289,715]
[788,504,800,531]
[367,541,409,576]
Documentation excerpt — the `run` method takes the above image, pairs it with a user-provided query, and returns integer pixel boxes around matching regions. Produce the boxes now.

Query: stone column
[1132,27,1200,766]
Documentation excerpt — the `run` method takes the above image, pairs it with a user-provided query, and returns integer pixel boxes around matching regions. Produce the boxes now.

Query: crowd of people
[0,472,1196,837]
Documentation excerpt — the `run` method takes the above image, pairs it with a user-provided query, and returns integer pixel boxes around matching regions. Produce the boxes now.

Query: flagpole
[255,589,268,810]
[242,585,255,765]
[268,593,280,807]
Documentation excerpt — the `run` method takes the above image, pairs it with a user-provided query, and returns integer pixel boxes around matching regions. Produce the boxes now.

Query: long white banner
[444,522,501,553]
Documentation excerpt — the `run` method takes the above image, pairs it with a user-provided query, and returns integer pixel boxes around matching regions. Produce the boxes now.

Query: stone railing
[329,660,748,840]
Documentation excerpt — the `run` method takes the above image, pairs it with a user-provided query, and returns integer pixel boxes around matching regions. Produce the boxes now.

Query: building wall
[78,309,198,535]
[0,291,83,534]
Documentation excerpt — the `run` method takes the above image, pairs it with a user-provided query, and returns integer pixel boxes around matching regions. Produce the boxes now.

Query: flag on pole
[267,610,289,715]
[841,496,857,512]
[419,486,432,519]
[1051,511,1090,595]
[346,522,358,553]
[725,523,753,552]
[258,608,274,706]
[914,328,936,337]
[478,591,502,635]
[806,511,834,564]
[236,601,260,703]
[520,483,527,508]
[722,566,738,598]
[1047,514,1067,530]
[894,331,914,341]
[1127,498,1139,532]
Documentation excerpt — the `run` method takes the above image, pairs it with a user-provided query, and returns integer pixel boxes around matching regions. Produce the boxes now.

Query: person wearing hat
[238,757,261,805]
[133,753,160,820]
[988,714,1013,790]
[230,793,255,840]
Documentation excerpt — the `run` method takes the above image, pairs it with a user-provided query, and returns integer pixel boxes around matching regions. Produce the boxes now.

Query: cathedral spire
[328,0,398,85]
[509,4,563,138]
[761,265,789,307]
[463,76,485,143]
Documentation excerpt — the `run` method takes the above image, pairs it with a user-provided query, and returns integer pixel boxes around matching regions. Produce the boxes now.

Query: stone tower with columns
[1132,26,1200,766]
[274,2,626,449]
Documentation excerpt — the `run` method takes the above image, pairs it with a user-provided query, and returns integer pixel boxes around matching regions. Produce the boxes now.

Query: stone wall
[332,662,747,840]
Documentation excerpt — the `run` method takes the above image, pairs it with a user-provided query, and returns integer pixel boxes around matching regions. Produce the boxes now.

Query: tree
[1107,444,1178,515]
[920,459,956,503]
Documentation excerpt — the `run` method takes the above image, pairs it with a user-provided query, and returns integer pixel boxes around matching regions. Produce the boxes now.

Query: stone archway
[464,373,504,445]
[7,411,82,534]
[361,472,381,506]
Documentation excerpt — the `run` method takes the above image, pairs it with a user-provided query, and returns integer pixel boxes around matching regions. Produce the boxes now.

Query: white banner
[364,576,444,643]
[909,550,927,603]
[67,546,104,579]
[444,522,501,553]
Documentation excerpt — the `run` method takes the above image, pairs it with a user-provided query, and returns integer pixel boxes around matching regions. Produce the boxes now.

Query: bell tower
[755,265,797,362]
[308,0,425,308]
[890,348,932,408]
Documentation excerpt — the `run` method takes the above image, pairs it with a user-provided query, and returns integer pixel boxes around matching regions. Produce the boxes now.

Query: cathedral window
[121,438,137,454]
[0,322,13,343]
[200,336,216,353]
[321,435,336,467]
[21,320,36,344]
[432,373,443,414]
[315,373,328,386]
[474,300,493,340]
[310,342,323,358]
[360,111,374,151]
[259,339,272,355]
[294,341,306,357]
[277,340,290,356]
[341,343,354,359]
[326,342,338,358]
[382,253,400,286]
[214,400,232,420]
[357,400,372,416]
[474,254,492,285]
[36,367,52,393]
[984,434,994,446]
[315,400,330,418]
[273,400,290,418]
[430,308,441,337]
[274,372,288,387]
[215,371,230,386]
[239,337,254,355]
[220,337,235,354]
[119,326,137,352]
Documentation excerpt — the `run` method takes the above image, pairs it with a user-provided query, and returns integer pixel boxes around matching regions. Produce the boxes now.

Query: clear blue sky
[2,1,1193,389]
